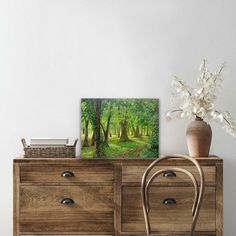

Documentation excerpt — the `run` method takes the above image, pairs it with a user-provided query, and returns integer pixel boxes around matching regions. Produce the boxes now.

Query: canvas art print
[81,98,159,158]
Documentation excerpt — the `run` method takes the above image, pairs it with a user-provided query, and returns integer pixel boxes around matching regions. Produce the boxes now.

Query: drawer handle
[61,171,74,177]
[61,198,75,205]
[163,171,176,177]
[163,198,176,205]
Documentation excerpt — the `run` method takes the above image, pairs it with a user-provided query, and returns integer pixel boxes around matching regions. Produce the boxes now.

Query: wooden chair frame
[141,154,205,236]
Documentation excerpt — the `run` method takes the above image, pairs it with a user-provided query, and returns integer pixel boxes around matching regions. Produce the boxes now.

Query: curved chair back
[141,154,205,236]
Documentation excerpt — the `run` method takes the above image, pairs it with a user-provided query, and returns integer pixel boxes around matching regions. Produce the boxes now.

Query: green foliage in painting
[81,98,159,158]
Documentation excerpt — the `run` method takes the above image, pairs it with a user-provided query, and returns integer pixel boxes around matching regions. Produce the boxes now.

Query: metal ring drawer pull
[163,171,176,177]
[61,171,74,177]
[61,198,75,205]
[163,198,176,205]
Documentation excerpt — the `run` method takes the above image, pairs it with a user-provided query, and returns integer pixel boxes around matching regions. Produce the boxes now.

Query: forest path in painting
[82,136,150,158]
[81,99,159,158]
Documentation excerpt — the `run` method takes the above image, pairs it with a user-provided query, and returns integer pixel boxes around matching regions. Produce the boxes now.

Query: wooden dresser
[13,156,223,236]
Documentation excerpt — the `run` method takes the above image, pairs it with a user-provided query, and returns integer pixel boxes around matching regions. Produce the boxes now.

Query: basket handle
[73,139,78,147]
[21,138,28,148]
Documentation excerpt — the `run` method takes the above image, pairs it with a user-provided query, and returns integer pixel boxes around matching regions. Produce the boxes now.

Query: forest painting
[81,98,159,158]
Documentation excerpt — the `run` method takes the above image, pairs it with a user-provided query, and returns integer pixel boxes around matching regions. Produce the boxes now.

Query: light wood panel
[216,162,223,236]
[13,164,20,236]
[121,233,216,236]
[122,165,215,185]
[14,156,223,236]
[114,164,122,236]
[20,185,114,233]
[122,186,216,232]
[20,165,114,183]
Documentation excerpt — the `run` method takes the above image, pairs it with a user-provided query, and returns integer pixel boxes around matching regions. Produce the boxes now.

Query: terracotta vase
[186,117,212,157]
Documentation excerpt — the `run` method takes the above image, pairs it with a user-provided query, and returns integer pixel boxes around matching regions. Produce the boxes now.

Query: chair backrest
[141,154,205,236]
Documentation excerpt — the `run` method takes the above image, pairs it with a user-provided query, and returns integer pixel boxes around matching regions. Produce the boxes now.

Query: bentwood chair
[141,154,205,236]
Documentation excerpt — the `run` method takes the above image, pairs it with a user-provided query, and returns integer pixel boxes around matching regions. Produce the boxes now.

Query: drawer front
[20,185,114,232]
[20,233,215,236]
[122,165,215,185]
[120,233,216,236]
[21,165,114,183]
[122,186,215,232]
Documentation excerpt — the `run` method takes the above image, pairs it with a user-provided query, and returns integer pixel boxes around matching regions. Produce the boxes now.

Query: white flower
[166,60,236,137]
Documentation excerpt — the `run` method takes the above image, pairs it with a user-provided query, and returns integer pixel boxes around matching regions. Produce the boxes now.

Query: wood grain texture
[13,156,223,236]
[21,235,114,236]
[122,165,215,185]
[14,156,223,166]
[121,233,216,236]
[20,185,114,233]
[20,165,114,183]
[20,233,113,235]
[114,164,122,236]
[13,163,20,236]
[216,162,223,236]
[122,186,216,232]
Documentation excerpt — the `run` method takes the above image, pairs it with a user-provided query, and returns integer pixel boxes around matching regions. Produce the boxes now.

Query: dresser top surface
[14,155,223,165]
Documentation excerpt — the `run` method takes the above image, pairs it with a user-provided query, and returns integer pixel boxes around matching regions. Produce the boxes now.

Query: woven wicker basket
[21,138,77,158]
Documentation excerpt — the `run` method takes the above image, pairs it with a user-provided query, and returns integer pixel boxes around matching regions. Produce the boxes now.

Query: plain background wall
[0,0,236,234]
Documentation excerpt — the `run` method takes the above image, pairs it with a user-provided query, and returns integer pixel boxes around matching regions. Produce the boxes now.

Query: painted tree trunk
[146,125,149,136]
[120,120,129,142]
[94,99,102,157]
[117,127,121,138]
[134,125,140,137]
[104,106,112,146]
[83,117,89,147]
[91,132,95,146]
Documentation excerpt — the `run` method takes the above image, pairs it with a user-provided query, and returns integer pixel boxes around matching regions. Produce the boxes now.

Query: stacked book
[30,138,69,147]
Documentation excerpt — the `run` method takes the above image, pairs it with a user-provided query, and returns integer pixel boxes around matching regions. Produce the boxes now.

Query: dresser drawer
[20,165,114,183]
[122,186,215,232]
[122,165,215,185]
[20,185,114,233]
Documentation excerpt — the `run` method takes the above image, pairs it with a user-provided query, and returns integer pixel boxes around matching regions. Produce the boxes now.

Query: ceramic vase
[186,117,212,157]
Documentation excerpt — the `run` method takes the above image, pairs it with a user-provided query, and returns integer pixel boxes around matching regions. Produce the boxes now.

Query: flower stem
[174,77,192,96]
[215,110,236,133]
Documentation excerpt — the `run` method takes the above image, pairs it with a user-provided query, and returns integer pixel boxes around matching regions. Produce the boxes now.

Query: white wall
[1,0,236,234]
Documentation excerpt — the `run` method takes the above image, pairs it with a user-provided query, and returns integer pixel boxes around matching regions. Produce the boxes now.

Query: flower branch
[166,60,236,137]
